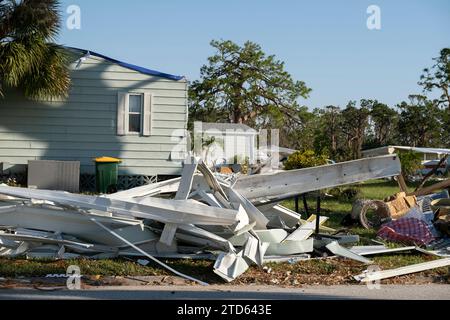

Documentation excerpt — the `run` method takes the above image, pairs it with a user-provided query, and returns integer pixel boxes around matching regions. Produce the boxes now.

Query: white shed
[195,122,258,166]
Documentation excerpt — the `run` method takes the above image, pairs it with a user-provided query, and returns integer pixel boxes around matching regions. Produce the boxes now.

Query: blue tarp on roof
[67,47,184,81]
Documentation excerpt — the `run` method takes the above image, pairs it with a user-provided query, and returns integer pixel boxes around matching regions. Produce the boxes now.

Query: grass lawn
[1,179,449,285]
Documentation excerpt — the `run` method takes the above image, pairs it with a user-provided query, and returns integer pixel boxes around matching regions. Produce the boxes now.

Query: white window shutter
[142,92,153,136]
[117,92,127,135]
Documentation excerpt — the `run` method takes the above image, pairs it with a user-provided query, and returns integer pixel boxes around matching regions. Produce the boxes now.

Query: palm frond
[0,0,69,99]
[21,43,70,99]
[4,0,60,40]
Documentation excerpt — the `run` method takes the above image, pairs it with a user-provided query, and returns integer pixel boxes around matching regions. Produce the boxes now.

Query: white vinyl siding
[0,52,188,176]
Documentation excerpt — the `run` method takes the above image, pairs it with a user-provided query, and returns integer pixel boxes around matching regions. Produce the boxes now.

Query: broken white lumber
[63,243,118,254]
[226,186,269,230]
[254,229,288,243]
[235,155,402,202]
[284,215,328,241]
[0,185,248,228]
[159,223,178,246]
[415,246,450,258]
[127,252,216,260]
[326,241,372,264]
[313,235,360,248]
[227,232,250,247]
[190,174,214,195]
[159,160,198,246]
[0,204,141,240]
[197,161,228,200]
[265,238,314,256]
[354,258,450,282]
[263,254,311,263]
[213,251,250,282]
[93,225,159,248]
[134,196,248,229]
[117,238,178,255]
[0,236,21,249]
[174,160,198,200]
[196,190,223,208]
[348,245,387,252]
[301,221,335,233]
[212,191,232,209]
[242,234,269,265]
[330,235,360,244]
[0,233,93,248]
[349,245,416,256]
[266,216,291,229]
[234,221,257,237]
[257,204,300,228]
[176,224,235,252]
[85,213,209,286]
[223,223,259,247]
[0,241,31,257]
[174,233,225,251]
[107,177,181,200]
[24,244,73,260]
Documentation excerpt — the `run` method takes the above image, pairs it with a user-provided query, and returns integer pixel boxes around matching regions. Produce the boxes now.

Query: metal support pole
[302,193,309,218]
[315,191,321,234]
[294,195,299,213]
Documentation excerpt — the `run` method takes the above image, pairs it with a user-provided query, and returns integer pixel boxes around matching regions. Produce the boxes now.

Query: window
[117,91,152,136]
[128,94,142,133]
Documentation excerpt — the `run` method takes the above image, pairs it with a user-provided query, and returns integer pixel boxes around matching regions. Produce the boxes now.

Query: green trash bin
[94,157,121,194]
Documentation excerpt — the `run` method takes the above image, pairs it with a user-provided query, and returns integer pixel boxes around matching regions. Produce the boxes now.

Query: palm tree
[0,0,70,99]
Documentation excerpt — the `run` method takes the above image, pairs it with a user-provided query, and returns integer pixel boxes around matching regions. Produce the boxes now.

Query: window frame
[126,93,144,135]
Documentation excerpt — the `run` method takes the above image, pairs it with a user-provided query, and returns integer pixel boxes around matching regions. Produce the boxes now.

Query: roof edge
[65,46,185,81]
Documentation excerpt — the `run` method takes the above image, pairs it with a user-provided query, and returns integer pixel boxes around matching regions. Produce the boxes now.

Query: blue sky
[58,0,450,109]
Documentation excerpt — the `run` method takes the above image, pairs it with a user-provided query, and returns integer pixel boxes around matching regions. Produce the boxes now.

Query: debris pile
[0,154,449,284]
[348,177,450,282]
[0,157,385,284]
[353,178,450,253]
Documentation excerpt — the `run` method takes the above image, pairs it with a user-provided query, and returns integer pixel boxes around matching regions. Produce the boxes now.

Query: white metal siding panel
[70,78,186,90]
[0,132,185,145]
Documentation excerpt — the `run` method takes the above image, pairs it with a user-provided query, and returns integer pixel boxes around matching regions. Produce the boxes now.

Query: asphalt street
[0,284,448,300]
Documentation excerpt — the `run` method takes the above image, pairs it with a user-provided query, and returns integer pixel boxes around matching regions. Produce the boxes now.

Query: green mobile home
[0,48,188,186]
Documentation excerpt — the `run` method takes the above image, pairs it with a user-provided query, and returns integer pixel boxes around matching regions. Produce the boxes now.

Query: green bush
[398,151,423,177]
[284,150,328,170]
